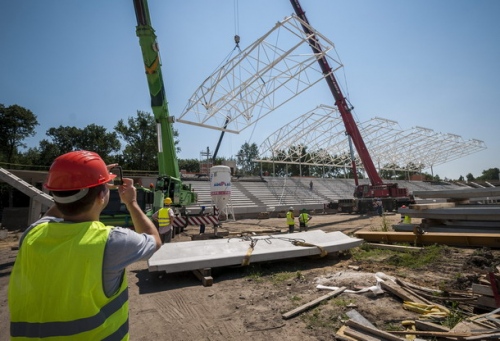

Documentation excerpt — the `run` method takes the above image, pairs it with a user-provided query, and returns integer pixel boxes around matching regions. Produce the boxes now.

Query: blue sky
[1,0,499,180]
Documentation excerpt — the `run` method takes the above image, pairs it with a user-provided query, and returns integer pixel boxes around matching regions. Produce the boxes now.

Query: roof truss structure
[177,14,486,174]
[177,14,342,133]
[255,105,487,172]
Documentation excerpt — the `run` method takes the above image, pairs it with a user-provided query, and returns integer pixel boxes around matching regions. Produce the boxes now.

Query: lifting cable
[233,0,240,51]
[230,235,328,266]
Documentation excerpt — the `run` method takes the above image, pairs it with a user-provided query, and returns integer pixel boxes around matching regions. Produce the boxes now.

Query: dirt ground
[1,212,499,341]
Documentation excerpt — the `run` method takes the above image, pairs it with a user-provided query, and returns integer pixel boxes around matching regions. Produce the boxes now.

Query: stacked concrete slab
[396,187,500,234]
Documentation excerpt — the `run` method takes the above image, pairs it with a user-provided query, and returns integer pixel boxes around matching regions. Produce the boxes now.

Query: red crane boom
[290,0,412,213]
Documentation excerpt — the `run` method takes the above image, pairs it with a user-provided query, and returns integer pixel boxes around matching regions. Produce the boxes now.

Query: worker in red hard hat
[8,150,161,340]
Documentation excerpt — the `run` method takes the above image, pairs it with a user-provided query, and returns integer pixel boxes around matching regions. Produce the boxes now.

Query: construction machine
[132,0,196,212]
[133,0,222,230]
[102,0,222,229]
[290,0,413,213]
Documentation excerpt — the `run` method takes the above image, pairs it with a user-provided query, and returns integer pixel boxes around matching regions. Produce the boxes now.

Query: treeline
[0,104,203,173]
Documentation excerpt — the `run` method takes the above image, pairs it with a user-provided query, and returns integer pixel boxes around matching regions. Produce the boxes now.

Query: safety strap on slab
[238,236,327,266]
[291,240,328,257]
[241,240,256,266]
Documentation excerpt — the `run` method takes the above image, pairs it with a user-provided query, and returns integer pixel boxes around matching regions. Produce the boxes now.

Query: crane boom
[289,0,383,186]
[133,0,196,209]
[133,0,178,178]
[290,0,411,213]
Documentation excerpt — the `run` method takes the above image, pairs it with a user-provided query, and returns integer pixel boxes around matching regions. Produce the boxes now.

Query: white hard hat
[289,207,294,211]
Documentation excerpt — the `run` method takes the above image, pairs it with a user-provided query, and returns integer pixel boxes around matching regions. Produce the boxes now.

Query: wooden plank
[472,283,494,296]
[389,330,473,337]
[366,243,423,252]
[345,320,405,341]
[464,332,500,340]
[282,286,346,319]
[343,327,381,341]
[411,202,456,210]
[476,296,498,308]
[379,280,427,304]
[192,269,213,287]
[335,326,358,341]
[414,320,450,332]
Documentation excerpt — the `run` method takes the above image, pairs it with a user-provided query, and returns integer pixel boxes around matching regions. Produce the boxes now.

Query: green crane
[132,0,196,210]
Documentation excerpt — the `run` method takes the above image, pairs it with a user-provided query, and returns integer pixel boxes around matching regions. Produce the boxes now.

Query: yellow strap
[292,241,328,257]
[241,241,255,266]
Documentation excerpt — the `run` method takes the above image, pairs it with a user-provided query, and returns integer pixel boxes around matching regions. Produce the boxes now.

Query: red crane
[290,0,412,213]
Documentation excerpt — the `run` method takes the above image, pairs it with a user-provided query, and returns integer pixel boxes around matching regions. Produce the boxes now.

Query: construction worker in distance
[286,207,295,233]
[8,150,161,340]
[152,197,175,243]
[400,205,412,224]
[373,198,383,216]
[298,208,312,232]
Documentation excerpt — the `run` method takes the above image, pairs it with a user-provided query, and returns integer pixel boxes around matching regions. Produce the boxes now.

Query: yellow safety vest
[403,215,412,224]
[286,211,294,225]
[9,221,129,340]
[299,213,309,224]
[158,207,171,227]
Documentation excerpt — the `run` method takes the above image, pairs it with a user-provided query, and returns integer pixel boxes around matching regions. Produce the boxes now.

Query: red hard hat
[45,150,116,191]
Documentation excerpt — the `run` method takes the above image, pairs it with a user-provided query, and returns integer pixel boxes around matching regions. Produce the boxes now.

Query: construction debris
[333,272,500,341]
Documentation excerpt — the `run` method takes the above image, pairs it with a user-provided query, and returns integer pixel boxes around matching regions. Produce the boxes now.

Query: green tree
[237,142,259,175]
[79,124,121,162]
[44,125,120,164]
[477,167,500,181]
[115,111,158,170]
[0,104,39,164]
[178,158,200,173]
[114,110,181,171]
[466,173,475,182]
[45,126,82,155]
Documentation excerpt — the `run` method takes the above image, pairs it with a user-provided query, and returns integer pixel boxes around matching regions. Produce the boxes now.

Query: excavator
[290,0,413,213]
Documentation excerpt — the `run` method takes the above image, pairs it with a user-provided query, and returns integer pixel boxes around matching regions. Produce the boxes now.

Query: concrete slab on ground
[148,230,363,273]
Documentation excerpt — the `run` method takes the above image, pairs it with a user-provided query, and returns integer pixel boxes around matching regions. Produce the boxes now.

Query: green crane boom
[133,0,196,209]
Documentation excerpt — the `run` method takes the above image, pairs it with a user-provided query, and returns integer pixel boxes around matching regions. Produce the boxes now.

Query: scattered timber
[335,273,500,341]
[282,286,346,319]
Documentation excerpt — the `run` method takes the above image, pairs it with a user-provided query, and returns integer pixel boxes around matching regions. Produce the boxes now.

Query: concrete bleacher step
[183,177,466,214]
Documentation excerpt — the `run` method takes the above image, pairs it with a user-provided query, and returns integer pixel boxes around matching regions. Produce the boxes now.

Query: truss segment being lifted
[177,14,342,134]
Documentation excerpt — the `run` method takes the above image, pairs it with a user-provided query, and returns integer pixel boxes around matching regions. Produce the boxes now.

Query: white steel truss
[255,105,487,173]
[176,14,486,175]
[177,14,342,133]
